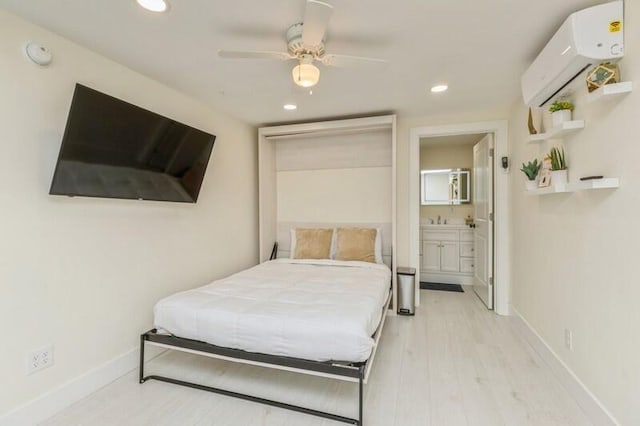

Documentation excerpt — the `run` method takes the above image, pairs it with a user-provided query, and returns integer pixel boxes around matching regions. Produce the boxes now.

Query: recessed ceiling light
[283,104,297,111]
[430,84,448,93]
[136,0,169,12]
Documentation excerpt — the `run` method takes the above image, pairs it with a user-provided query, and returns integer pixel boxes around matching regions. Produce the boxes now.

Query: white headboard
[276,221,392,267]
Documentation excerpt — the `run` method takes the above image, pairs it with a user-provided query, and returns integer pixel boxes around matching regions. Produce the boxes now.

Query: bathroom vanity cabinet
[420,225,474,285]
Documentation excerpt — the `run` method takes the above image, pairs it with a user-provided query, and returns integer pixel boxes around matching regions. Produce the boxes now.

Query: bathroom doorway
[419,133,492,307]
[409,121,510,315]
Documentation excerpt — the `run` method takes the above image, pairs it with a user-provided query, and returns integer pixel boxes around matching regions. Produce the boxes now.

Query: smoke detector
[24,43,53,66]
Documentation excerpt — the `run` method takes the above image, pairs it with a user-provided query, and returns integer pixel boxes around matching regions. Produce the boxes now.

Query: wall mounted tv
[49,84,216,203]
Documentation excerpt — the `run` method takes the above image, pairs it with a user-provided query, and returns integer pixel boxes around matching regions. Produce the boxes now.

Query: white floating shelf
[526,178,619,195]
[566,177,619,191]
[526,185,572,195]
[527,120,585,143]
[586,82,633,103]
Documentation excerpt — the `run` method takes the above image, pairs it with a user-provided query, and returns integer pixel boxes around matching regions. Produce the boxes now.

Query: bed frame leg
[139,333,146,384]
[358,366,364,425]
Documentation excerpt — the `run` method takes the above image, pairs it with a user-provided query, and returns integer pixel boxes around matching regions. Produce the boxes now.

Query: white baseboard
[0,345,165,426]
[511,308,619,426]
[420,272,473,285]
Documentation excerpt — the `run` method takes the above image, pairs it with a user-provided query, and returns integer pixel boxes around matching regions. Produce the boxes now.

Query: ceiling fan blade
[320,54,388,67]
[302,0,334,47]
[217,50,293,60]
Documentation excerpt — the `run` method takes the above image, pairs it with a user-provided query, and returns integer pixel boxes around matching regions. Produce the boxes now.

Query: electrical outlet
[564,329,573,351]
[40,346,53,367]
[28,352,39,372]
[26,345,54,375]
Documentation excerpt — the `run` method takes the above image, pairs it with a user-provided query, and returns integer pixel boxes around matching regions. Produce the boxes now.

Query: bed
[139,236,392,426]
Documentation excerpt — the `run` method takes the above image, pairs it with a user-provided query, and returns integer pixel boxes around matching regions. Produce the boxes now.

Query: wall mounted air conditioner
[521,1,624,107]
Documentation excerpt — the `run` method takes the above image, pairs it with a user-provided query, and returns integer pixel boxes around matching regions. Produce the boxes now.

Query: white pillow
[330,228,338,259]
[374,228,383,264]
[289,229,297,259]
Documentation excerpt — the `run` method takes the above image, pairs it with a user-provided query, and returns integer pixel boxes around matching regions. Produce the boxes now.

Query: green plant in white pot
[549,100,574,128]
[549,146,567,189]
[520,159,541,191]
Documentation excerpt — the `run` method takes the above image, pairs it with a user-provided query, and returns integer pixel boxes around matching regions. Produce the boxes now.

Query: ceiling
[0,0,602,125]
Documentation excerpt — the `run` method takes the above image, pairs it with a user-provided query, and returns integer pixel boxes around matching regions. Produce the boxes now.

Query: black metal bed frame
[139,329,367,425]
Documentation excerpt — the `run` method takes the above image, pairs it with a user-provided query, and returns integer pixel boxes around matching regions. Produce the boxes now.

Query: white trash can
[397,267,416,315]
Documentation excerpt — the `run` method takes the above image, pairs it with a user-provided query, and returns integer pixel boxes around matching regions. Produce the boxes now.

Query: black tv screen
[49,84,216,203]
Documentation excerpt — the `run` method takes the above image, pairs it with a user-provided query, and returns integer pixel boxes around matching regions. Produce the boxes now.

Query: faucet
[437,215,441,224]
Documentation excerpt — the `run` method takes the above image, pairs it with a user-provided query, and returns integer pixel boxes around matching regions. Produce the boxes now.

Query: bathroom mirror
[420,168,471,205]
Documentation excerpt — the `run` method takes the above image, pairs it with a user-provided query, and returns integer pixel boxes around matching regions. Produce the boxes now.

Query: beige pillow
[335,227,377,263]
[293,228,334,259]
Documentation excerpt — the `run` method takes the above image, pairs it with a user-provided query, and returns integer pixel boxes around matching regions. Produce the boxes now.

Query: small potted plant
[549,146,567,188]
[520,159,541,191]
[549,100,574,128]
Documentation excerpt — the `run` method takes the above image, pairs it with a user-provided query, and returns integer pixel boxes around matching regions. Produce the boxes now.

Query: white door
[473,134,494,309]
[440,241,460,272]
[422,241,441,271]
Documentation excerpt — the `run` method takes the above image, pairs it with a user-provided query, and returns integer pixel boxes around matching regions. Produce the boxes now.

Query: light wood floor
[41,288,592,426]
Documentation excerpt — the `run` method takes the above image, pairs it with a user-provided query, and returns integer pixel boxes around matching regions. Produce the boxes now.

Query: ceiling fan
[218,0,387,88]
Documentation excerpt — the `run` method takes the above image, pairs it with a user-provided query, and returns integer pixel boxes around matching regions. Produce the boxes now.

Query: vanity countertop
[420,224,474,230]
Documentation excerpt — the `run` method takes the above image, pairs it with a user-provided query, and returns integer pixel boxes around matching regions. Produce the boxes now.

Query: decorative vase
[551,110,572,128]
[525,179,538,191]
[551,169,568,189]
[528,108,545,134]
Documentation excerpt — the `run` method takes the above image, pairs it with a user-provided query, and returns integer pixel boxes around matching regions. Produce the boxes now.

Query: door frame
[409,120,510,315]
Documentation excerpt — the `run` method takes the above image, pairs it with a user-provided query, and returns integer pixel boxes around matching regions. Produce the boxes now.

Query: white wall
[508,1,639,423]
[278,168,392,223]
[274,129,392,224]
[0,10,258,419]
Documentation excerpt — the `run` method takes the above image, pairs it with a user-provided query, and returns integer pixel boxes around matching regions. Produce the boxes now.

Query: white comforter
[153,259,391,362]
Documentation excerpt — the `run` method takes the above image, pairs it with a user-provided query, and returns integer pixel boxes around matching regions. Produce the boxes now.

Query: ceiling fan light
[292,63,320,87]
